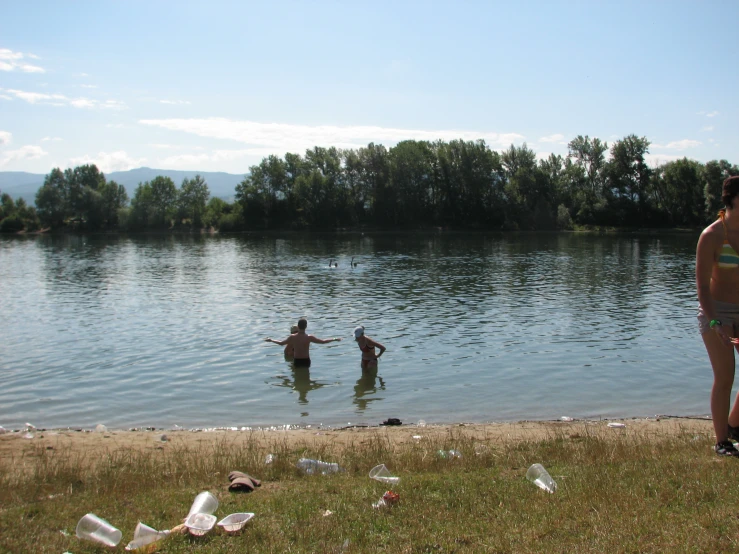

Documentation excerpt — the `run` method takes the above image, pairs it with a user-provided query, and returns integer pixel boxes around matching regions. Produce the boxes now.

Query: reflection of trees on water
[271,366,327,405]
[353,367,385,412]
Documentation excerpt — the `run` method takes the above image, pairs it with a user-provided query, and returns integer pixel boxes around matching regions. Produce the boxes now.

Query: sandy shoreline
[0,417,714,466]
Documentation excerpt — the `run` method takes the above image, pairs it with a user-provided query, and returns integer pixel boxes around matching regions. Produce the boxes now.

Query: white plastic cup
[369,464,400,485]
[76,513,123,547]
[125,522,170,551]
[187,491,219,517]
[526,463,557,493]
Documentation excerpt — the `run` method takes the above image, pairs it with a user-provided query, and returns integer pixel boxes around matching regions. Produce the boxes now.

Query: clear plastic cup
[76,513,123,547]
[369,464,400,485]
[187,491,219,517]
[526,463,557,493]
[125,522,170,550]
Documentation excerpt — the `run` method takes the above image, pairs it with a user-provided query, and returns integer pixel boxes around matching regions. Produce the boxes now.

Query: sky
[0,0,737,176]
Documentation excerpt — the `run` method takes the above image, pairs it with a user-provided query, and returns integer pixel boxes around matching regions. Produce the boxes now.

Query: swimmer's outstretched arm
[265,337,289,346]
[309,335,342,344]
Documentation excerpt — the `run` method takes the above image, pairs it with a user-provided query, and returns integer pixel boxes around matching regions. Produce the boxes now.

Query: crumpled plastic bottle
[437,449,462,459]
[296,458,341,475]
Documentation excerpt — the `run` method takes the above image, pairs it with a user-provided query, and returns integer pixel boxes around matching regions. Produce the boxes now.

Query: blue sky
[0,0,736,175]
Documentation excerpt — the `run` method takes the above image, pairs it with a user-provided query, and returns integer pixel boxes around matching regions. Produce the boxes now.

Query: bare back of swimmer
[265,318,342,367]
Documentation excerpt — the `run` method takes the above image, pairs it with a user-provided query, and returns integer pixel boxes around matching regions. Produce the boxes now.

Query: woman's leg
[703,327,736,442]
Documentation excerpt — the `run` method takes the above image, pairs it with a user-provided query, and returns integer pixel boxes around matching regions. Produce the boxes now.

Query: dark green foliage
[13,136,739,233]
[0,193,40,232]
[178,175,210,227]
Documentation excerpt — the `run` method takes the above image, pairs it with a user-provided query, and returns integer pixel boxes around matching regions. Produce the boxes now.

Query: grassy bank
[0,423,733,553]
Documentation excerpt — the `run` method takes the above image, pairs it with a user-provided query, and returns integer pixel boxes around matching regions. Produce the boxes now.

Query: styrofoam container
[217,512,255,532]
[184,513,216,536]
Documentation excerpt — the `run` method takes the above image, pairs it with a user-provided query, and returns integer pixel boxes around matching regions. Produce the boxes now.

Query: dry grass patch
[1,423,734,553]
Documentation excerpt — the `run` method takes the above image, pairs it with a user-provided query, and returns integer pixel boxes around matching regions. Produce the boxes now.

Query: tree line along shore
[0,135,736,234]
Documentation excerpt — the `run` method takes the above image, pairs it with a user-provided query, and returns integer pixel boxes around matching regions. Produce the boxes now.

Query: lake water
[0,231,716,431]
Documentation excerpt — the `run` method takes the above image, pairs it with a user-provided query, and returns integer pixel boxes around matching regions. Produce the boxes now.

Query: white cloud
[101,100,127,110]
[697,110,719,118]
[0,145,48,167]
[157,149,259,169]
[539,133,566,144]
[701,125,714,132]
[652,139,701,150]
[0,94,11,100]
[106,123,125,128]
[70,97,96,109]
[160,99,191,105]
[74,72,90,77]
[1,88,127,110]
[139,118,526,154]
[68,151,146,173]
[148,143,177,149]
[41,136,63,142]
[0,48,45,73]
[0,131,11,145]
[80,84,98,89]
[4,89,66,103]
[645,153,691,166]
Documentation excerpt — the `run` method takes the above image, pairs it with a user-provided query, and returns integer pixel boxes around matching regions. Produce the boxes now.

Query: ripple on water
[0,232,718,429]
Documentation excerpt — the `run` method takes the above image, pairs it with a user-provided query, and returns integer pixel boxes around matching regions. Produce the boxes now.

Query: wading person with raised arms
[265,318,341,367]
[697,176,739,456]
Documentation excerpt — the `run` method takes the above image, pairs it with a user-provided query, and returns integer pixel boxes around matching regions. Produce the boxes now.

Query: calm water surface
[0,231,714,430]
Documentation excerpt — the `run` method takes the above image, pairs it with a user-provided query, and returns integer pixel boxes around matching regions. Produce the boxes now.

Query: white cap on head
[353,326,365,338]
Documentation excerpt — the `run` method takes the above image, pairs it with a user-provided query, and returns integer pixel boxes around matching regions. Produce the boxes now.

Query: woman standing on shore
[697,176,739,456]
[354,326,386,370]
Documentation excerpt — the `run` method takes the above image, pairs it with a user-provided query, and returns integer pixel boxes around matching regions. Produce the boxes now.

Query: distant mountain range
[0,167,246,205]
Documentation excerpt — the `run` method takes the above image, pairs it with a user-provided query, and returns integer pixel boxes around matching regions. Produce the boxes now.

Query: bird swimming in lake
[351,257,358,268]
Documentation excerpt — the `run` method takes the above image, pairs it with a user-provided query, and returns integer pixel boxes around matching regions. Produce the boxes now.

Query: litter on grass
[217,513,255,533]
[185,513,216,536]
[372,490,400,508]
[369,464,400,485]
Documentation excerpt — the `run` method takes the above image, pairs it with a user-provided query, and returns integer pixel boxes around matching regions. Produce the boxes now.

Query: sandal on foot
[715,440,739,457]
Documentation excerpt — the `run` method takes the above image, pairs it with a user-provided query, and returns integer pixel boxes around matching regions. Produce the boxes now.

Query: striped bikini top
[718,211,739,268]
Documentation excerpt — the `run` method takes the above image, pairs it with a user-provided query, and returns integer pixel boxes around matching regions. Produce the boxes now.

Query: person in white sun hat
[353,326,386,370]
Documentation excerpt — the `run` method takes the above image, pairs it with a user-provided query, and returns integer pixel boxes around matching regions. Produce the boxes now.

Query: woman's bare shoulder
[700,220,722,240]
[698,221,723,254]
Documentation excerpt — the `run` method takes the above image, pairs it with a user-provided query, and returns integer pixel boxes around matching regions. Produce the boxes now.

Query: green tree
[501,143,540,228]
[651,158,704,226]
[129,182,155,229]
[388,140,434,226]
[703,159,739,220]
[65,164,106,223]
[606,135,652,225]
[99,180,128,227]
[357,143,390,224]
[149,176,177,226]
[567,135,608,222]
[35,168,67,228]
[178,175,210,227]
